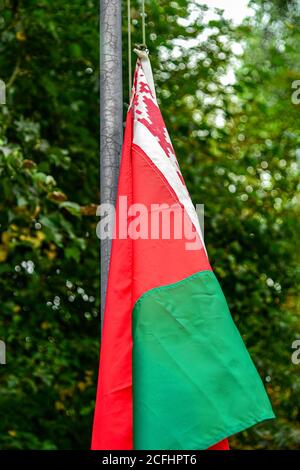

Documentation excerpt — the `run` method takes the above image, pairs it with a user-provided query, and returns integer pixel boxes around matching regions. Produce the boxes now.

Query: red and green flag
[92,54,274,450]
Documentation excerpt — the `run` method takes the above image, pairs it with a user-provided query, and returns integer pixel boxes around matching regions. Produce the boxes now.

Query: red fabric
[92,112,134,450]
[209,440,230,450]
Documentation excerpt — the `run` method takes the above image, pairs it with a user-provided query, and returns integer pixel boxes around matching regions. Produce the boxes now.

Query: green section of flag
[132,270,275,450]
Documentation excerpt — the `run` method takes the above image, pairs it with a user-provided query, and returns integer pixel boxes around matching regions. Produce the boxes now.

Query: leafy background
[0,0,299,450]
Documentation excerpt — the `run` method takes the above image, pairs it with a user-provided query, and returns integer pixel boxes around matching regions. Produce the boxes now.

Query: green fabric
[132,270,275,450]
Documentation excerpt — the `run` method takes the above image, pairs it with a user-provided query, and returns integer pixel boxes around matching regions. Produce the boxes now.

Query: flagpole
[100,0,123,327]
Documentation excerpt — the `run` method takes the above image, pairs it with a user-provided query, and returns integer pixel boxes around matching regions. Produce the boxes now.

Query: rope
[127,0,132,99]
[128,0,147,100]
[141,0,146,47]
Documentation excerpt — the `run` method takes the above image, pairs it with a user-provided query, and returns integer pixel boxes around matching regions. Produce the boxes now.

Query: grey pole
[100,0,123,326]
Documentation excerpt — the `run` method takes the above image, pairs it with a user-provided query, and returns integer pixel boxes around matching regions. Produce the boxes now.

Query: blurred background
[0,0,299,450]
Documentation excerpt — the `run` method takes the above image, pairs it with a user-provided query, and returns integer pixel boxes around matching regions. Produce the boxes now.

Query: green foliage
[0,0,100,449]
[0,0,299,450]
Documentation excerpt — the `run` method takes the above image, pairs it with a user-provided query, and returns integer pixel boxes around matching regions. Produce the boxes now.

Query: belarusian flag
[92,53,274,450]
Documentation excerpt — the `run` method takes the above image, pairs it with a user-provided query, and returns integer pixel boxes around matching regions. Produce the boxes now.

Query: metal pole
[100,0,123,326]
